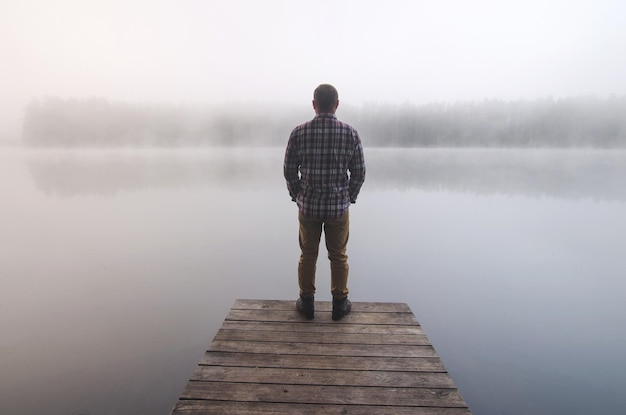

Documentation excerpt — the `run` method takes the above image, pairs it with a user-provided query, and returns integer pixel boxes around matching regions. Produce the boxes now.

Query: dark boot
[332,297,352,321]
[296,295,314,320]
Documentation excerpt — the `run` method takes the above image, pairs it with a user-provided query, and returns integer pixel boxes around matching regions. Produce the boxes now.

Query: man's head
[313,84,339,114]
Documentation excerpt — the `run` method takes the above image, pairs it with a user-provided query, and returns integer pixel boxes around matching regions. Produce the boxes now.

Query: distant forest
[22,95,626,148]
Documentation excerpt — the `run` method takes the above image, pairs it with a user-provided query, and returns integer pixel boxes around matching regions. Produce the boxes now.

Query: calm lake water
[1,147,625,414]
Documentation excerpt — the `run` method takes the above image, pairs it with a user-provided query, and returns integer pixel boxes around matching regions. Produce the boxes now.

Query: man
[283,84,366,321]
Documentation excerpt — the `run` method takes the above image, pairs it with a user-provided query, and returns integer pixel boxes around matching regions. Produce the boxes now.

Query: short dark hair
[314,84,338,112]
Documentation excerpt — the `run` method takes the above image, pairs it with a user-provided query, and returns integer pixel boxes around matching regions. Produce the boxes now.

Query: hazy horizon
[2,0,626,140]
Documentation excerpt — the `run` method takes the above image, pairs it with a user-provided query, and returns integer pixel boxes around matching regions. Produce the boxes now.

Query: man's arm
[348,137,366,203]
[283,134,301,202]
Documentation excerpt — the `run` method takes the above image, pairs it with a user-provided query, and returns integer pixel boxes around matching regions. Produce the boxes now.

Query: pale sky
[1,0,625,138]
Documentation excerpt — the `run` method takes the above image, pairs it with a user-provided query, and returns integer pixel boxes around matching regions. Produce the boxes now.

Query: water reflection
[26,148,281,197]
[26,148,626,201]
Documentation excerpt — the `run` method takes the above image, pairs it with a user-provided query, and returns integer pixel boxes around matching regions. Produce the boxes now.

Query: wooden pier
[171,299,471,414]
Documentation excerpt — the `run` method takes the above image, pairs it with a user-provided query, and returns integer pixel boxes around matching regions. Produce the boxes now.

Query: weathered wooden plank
[172,400,472,415]
[181,381,468,408]
[199,351,447,372]
[191,366,456,388]
[208,340,438,358]
[214,327,429,345]
[233,299,413,313]
[219,320,424,335]
[225,309,419,325]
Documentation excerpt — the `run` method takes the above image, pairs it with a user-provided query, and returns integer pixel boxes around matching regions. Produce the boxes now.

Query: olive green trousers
[297,210,350,300]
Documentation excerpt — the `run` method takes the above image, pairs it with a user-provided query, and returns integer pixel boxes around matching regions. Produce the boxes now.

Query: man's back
[284,112,365,219]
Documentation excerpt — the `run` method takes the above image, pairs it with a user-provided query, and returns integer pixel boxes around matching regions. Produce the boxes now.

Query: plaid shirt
[284,113,366,219]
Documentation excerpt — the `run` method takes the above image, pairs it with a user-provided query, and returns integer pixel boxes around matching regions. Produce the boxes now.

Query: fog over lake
[3,0,626,413]
[1,147,625,414]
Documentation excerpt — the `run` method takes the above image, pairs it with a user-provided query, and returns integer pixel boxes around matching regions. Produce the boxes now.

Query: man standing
[284,84,366,321]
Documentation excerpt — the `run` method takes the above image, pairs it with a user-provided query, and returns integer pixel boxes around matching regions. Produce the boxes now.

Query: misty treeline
[22,95,626,147]
[22,97,301,147]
